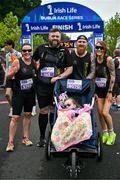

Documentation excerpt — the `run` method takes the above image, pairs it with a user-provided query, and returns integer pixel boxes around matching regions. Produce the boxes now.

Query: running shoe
[106,132,116,145]
[117,104,120,110]
[36,138,46,147]
[22,138,33,146]
[102,132,109,144]
[6,142,14,152]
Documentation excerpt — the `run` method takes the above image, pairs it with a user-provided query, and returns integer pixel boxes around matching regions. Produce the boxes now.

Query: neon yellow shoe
[106,132,116,145]
[6,142,14,152]
[22,138,33,146]
[102,132,109,144]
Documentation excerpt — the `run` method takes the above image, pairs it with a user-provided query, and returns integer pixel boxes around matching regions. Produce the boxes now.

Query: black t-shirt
[70,51,91,79]
[33,44,72,67]
[32,44,73,85]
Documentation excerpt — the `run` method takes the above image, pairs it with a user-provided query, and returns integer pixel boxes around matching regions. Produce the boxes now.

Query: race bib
[95,77,107,88]
[67,79,82,90]
[41,67,55,77]
[20,78,33,90]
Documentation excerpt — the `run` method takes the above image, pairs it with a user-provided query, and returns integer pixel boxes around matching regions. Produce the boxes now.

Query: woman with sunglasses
[95,40,116,145]
[6,43,36,152]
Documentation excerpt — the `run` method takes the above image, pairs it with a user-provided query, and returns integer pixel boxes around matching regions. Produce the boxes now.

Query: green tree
[0,0,42,23]
[33,34,45,52]
[105,12,120,55]
[0,12,21,50]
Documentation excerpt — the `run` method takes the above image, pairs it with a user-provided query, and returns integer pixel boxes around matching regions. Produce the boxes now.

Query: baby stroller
[45,79,102,178]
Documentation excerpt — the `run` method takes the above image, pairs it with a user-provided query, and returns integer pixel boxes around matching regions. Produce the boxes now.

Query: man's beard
[49,40,60,48]
[77,46,86,55]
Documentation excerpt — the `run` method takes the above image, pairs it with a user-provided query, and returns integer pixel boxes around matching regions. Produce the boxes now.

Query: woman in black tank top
[95,40,116,146]
[6,43,36,152]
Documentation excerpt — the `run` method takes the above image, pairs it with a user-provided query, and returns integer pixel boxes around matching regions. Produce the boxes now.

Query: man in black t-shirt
[33,28,73,147]
[70,35,95,80]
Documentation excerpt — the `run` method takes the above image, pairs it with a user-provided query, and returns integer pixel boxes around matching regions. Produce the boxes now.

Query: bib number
[95,77,107,88]
[20,78,33,90]
[67,79,82,90]
[41,67,55,77]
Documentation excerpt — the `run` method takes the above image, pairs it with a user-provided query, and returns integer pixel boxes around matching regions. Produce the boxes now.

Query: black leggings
[38,112,54,138]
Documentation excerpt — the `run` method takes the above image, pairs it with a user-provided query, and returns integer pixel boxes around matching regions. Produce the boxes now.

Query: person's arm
[51,48,73,83]
[106,56,115,102]
[32,59,40,70]
[58,66,73,79]
[32,45,45,69]
[86,53,95,79]
[107,56,115,93]
[50,66,73,83]
[6,59,20,80]
[59,47,73,79]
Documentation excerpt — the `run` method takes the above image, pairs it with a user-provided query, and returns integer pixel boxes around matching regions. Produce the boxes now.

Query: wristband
[108,90,112,93]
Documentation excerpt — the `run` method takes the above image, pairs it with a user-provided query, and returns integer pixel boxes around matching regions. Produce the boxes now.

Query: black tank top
[95,57,110,93]
[13,58,35,94]
[95,58,110,79]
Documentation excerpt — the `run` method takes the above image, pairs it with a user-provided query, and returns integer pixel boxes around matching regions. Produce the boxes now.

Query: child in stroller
[58,91,80,109]
[46,79,102,178]
[51,92,93,152]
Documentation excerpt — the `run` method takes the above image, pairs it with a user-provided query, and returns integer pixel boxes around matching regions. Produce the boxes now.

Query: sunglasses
[95,46,104,50]
[22,49,32,53]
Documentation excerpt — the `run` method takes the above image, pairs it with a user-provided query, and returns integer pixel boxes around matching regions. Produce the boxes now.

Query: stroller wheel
[69,152,79,178]
[97,132,103,162]
[45,135,52,160]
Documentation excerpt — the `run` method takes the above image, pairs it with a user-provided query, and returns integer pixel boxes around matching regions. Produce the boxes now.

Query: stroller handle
[90,97,95,108]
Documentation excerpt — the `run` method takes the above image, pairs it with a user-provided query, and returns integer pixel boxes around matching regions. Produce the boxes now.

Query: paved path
[0,89,120,179]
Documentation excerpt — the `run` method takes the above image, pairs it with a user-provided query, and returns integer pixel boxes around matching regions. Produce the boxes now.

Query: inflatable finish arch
[21,2,104,48]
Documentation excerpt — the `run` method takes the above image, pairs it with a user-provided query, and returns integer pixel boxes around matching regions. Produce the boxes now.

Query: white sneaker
[31,106,37,116]
[8,108,13,117]
[117,104,120,110]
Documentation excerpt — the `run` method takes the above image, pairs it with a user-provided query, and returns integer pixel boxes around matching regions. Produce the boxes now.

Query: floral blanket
[51,104,93,151]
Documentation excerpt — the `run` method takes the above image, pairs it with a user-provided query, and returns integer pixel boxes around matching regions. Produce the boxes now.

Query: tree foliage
[0,12,21,50]
[0,12,70,51]
[104,12,120,55]
[33,34,45,52]
[0,0,42,23]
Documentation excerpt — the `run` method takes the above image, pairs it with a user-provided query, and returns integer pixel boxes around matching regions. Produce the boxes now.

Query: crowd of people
[1,27,119,152]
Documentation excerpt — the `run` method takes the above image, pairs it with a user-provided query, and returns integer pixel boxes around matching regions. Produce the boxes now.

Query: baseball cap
[77,35,88,42]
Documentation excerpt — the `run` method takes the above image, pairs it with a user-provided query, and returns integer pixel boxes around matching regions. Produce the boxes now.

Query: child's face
[64,99,76,108]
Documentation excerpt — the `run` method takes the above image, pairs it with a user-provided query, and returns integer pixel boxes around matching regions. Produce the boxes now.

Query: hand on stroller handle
[90,97,95,108]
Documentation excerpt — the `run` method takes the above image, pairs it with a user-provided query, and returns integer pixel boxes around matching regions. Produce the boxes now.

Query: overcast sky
[42,0,120,22]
